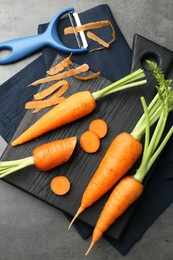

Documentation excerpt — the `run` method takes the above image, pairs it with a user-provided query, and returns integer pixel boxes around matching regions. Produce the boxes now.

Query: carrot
[50,176,71,195]
[68,132,142,228]
[85,176,144,255]
[12,91,96,146]
[11,69,147,146]
[0,137,77,178]
[89,119,108,138]
[85,63,173,254]
[80,131,100,153]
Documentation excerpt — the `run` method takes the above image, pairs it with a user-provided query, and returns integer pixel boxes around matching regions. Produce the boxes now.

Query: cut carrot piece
[64,20,111,34]
[34,80,69,100]
[89,119,108,138]
[30,64,89,86]
[80,131,100,153]
[74,71,101,81]
[46,54,72,76]
[87,31,110,48]
[50,176,71,195]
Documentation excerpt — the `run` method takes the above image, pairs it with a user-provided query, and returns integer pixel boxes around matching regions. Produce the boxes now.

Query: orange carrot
[33,137,77,171]
[85,176,144,255]
[80,131,100,153]
[50,176,71,195]
[0,137,77,178]
[12,91,96,146]
[89,119,108,138]
[68,132,142,229]
[12,69,147,146]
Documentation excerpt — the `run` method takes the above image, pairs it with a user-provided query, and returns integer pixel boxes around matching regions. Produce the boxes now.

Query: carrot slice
[34,80,69,100]
[87,31,110,48]
[89,119,108,138]
[64,20,111,34]
[30,64,89,86]
[50,176,71,195]
[80,130,100,153]
[47,54,72,76]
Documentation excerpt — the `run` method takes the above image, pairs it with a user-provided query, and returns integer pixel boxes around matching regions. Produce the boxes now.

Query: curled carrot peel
[64,20,111,34]
[47,54,72,76]
[64,20,116,51]
[74,71,101,81]
[33,80,69,100]
[0,137,77,178]
[25,96,65,110]
[87,31,110,48]
[30,64,89,86]
[12,69,147,146]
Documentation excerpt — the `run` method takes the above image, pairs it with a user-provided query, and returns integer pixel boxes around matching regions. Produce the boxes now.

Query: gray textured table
[0,1,173,259]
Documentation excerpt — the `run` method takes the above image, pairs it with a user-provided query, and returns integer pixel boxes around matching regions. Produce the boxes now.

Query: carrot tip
[85,241,95,256]
[68,206,84,230]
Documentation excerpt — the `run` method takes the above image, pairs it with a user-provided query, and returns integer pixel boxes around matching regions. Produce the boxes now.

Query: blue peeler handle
[0,7,88,65]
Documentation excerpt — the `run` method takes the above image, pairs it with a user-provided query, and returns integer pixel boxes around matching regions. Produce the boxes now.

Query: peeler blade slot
[68,12,88,49]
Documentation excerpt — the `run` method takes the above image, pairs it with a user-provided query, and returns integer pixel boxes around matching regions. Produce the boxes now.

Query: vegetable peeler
[0,7,88,65]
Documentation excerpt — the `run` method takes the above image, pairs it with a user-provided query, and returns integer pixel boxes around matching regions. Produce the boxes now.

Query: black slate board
[2,35,173,240]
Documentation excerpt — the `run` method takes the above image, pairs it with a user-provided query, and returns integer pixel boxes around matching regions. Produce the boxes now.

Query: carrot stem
[92,69,146,100]
[0,156,34,178]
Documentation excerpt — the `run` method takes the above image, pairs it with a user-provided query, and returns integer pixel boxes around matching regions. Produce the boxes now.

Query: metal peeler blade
[68,12,88,49]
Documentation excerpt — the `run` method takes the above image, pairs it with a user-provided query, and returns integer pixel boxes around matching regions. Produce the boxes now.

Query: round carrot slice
[80,130,100,153]
[89,119,108,138]
[50,176,70,195]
